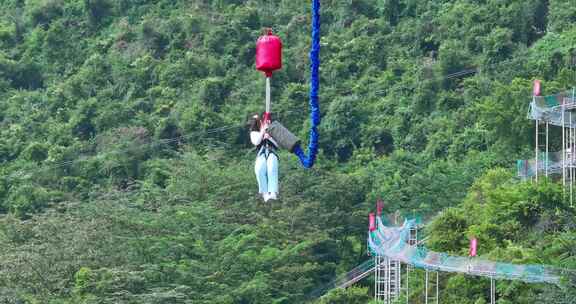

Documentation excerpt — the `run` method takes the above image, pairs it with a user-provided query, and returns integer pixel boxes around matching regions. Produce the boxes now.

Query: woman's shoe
[268,192,278,200]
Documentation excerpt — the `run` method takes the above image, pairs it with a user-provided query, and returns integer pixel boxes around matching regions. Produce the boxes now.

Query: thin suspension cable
[7,124,243,180]
[365,45,576,97]
[6,107,306,180]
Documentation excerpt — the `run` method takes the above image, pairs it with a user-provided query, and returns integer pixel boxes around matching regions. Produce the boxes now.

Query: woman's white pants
[255,148,279,194]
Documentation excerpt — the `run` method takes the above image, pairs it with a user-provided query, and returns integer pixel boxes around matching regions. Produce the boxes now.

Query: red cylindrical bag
[256,29,282,77]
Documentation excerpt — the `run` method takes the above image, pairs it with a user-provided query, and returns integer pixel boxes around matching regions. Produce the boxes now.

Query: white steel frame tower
[529,87,576,205]
[424,269,439,304]
[374,255,402,303]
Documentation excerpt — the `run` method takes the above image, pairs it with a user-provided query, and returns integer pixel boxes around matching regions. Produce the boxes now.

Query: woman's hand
[261,121,269,131]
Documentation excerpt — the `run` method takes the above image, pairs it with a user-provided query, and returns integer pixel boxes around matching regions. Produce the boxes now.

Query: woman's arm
[251,121,270,146]
[250,130,264,146]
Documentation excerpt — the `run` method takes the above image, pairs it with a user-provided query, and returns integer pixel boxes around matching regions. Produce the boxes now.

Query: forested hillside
[0,0,574,303]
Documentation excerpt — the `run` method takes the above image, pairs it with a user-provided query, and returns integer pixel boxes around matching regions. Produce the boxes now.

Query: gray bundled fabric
[268,121,301,152]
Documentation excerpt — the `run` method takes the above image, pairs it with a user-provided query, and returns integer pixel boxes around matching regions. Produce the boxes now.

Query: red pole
[376,199,384,216]
[533,79,541,96]
[369,213,376,231]
[469,238,478,257]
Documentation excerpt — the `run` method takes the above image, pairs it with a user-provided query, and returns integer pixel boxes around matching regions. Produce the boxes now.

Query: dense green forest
[0,0,575,303]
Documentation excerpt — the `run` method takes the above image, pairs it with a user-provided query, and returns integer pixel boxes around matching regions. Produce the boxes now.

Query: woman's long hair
[248,114,261,132]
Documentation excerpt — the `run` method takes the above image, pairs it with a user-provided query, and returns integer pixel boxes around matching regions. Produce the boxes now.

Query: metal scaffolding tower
[405,225,418,303]
[375,220,426,304]
[390,259,401,299]
[375,253,402,303]
[374,255,387,302]
[490,277,496,304]
[534,119,549,180]
[521,86,576,205]
[425,269,439,304]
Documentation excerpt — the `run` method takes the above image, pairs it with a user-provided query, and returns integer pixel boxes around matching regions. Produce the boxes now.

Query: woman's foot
[262,193,270,202]
[268,192,278,200]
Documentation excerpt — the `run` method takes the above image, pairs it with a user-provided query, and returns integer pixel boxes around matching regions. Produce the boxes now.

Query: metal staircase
[425,269,439,304]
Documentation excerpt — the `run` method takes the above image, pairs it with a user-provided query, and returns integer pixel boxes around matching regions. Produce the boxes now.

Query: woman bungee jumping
[249,113,279,202]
